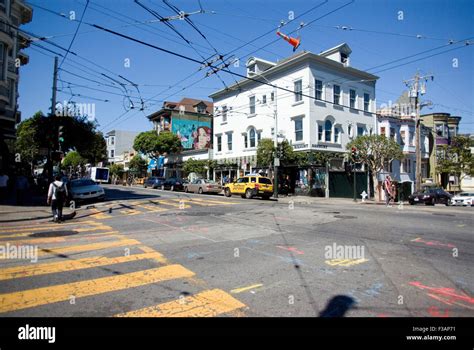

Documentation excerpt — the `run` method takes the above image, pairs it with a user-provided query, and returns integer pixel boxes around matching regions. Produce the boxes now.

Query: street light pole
[273,85,278,199]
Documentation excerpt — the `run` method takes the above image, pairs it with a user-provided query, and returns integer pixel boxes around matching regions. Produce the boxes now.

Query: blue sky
[20,0,474,133]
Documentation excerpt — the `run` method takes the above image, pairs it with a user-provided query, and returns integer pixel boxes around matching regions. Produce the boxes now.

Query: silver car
[70,179,105,202]
[184,179,222,194]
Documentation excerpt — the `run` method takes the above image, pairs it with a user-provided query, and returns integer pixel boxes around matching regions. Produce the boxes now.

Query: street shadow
[101,187,162,202]
[319,295,356,317]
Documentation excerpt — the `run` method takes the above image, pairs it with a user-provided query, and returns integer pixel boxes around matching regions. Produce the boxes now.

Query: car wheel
[144,184,147,188]
[198,188,203,194]
[224,188,232,197]
[245,189,253,199]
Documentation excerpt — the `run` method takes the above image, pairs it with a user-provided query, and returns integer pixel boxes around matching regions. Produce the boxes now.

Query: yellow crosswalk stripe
[120,209,141,216]
[0,221,99,233]
[134,204,168,213]
[35,238,141,257]
[115,289,245,317]
[0,265,195,313]
[0,223,114,240]
[151,200,191,209]
[90,208,112,219]
[1,231,119,246]
[0,251,166,281]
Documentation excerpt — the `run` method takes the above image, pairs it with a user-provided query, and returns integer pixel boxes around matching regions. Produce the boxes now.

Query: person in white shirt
[0,171,9,203]
[47,175,69,222]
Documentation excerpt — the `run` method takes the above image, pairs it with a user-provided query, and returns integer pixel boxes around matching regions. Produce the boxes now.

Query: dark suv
[408,188,452,206]
[161,177,186,191]
[144,177,165,189]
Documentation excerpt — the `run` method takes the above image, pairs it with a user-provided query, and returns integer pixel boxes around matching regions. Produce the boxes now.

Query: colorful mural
[171,118,212,150]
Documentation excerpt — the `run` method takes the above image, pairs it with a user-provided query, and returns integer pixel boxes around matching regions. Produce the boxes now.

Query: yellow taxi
[224,175,273,199]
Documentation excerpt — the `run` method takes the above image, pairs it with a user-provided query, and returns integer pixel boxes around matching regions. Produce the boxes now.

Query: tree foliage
[437,136,474,181]
[15,111,105,166]
[62,151,85,169]
[109,163,125,177]
[346,135,404,174]
[183,158,215,176]
[128,155,147,176]
[346,135,404,200]
[133,131,182,158]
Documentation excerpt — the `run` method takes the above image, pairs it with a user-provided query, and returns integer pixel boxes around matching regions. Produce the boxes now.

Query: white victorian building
[209,43,379,197]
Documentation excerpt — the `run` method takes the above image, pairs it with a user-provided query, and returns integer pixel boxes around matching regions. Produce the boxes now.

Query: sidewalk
[276,195,403,206]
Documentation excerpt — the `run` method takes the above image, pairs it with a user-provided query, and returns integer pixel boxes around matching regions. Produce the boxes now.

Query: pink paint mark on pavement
[276,246,304,255]
[411,237,456,249]
[409,281,474,310]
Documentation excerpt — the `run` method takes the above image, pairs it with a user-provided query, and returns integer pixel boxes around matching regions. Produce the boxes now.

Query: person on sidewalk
[0,170,9,204]
[384,175,393,207]
[47,175,68,223]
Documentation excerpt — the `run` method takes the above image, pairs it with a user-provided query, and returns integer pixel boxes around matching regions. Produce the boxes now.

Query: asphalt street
[0,184,473,317]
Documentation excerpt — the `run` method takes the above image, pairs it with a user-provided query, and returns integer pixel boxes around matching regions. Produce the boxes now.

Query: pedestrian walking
[47,175,68,223]
[384,175,393,207]
[0,170,9,204]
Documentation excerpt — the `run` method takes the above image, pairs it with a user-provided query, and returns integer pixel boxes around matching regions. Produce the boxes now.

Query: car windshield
[459,193,472,197]
[204,180,216,184]
[71,179,96,187]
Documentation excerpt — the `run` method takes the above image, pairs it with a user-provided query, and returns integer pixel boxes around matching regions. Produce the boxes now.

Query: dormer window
[195,102,207,114]
[341,52,349,65]
[248,64,255,73]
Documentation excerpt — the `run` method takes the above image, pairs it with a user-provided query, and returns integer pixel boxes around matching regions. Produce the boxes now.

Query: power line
[58,0,90,70]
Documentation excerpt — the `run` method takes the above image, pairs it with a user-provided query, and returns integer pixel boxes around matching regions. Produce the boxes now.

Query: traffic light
[351,147,357,161]
[58,126,64,143]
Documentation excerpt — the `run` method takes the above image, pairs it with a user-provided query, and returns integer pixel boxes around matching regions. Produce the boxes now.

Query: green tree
[128,155,147,176]
[256,138,275,170]
[81,131,107,165]
[437,136,474,188]
[133,131,182,158]
[62,151,85,170]
[346,135,404,200]
[109,163,125,184]
[183,158,211,177]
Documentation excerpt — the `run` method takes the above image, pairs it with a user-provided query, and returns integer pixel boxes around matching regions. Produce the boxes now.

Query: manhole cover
[334,215,357,219]
[30,230,78,238]
[432,213,455,217]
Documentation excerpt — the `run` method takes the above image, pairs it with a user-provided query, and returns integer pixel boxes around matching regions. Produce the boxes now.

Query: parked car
[450,192,474,206]
[161,177,186,191]
[224,175,273,199]
[184,179,222,194]
[408,188,452,206]
[143,177,165,189]
[69,179,105,202]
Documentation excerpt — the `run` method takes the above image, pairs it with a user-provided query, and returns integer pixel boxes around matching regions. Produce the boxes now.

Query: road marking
[409,281,474,310]
[0,225,111,240]
[121,209,141,216]
[0,231,119,245]
[151,200,191,209]
[35,238,141,257]
[0,265,195,313]
[90,208,112,219]
[410,237,456,249]
[134,204,168,213]
[114,289,245,317]
[276,246,304,255]
[325,258,369,267]
[0,220,99,233]
[231,284,263,294]
[0,251,166,281]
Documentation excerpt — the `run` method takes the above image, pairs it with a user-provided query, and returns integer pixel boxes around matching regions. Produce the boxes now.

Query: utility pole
[47,56,59,183]
[51,56,58,117]
[404,72,434,192]
[273,86,279,199]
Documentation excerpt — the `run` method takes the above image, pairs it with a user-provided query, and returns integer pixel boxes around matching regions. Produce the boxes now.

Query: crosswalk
[0,216,246,317]
[86,197,240,219]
